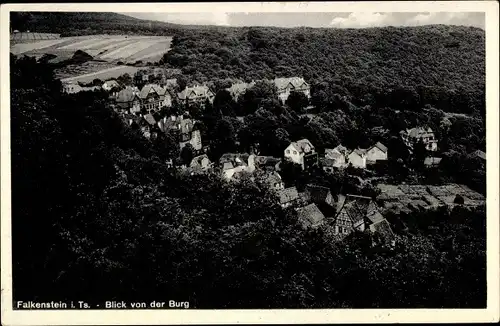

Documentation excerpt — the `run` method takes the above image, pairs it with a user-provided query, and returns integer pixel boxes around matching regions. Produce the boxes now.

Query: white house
[400,127,438,152]
[102,80,120,91]
[365,142,388,164]
[324,145,349,168]
[284,139,315,169]
[347,149,367,169]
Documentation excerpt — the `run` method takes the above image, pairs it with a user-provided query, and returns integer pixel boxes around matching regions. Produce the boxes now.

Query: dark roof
[473,150,486,160]
[369,219,395,243]
[372,142,388,153]
[143,114,156,126]
[297,203,325,228]
[305,184,333,206]
[278,187,299,205]
[336,194,377,226]
[320,158,336,167]
[219,153,250,165]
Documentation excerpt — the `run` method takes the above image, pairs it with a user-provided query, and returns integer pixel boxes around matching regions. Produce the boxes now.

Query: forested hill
[163,25,485,114]
[10,12,185,36]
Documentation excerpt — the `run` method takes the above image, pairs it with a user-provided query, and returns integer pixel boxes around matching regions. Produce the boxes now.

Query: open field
[10,32,61,43]
[11,34,172,63]
[58,64,140,84]
[11,34,172,81]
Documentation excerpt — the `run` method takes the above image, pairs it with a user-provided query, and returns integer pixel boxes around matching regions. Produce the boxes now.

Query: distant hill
[162,24,485,114]
[10,12,184,36]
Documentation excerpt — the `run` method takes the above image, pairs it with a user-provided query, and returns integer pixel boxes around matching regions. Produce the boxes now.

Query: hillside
[162,25,485,114]
[10,12,183,36]
[10,55,486,308]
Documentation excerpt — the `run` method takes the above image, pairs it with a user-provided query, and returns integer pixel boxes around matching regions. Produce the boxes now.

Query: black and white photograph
[1,2,499,325]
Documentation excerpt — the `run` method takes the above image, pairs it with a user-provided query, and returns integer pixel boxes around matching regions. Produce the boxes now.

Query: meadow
[10,34,172,81]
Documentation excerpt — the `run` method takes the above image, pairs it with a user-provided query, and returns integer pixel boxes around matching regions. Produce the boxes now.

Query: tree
[213,89,236,116]
[286,91,309,113]
[180,143,194,166]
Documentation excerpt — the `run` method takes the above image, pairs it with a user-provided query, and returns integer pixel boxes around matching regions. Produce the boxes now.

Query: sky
[123,12,485,29]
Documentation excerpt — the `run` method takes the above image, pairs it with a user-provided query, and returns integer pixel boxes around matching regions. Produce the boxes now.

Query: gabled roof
[265,171,283,186]
[370,142,388,153]
[297,203,325,228]
[139,84,164,99]
[226,81,256,96]
[320,158,336,167]
[351,149,367,157]
[335,194,378,226]
[289,139,314,153]
[325,148,345,160]
[255,156,281,167]
[143,114,156,126]
[178,85,214,100]
[424,156,442,166]
[220,153,249,170]
[305,184,333,206]
[190,154,210,167]
[473,150,486,160]
[273,77,308,90]
[369,219,395,242]
[278,187,299,205]
[406,127,435,138]
[333,145,349,155]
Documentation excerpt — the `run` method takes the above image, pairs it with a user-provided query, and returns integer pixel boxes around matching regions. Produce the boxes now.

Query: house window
[286,150,290,154]
[293,151,297,155]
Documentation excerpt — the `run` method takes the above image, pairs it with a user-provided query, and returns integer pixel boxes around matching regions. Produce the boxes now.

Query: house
[303,184,336,217]
[471,150,486,161]
[179,118,202,151]
[226,81,255,101]
[190,154,212,171]
[102,80,120,91]
[138,84,170,112]
[263,171,285,191]
[365,142,388,164]
[400,127,438,152]
[277,186,299,208]
[304,184,335,207]
[115,87,141,114]
[219,153,255,181]
[254,156,282,172]
[347,149,367,169]
[297,203,325,229]
[284,139,315,169]
[273,77,310,104]
[334,194,395,247]
[424,156,442,168]
[177,85,215,106]
[324,146,348,170]
[62,83,83,94]
[320,158,336,173]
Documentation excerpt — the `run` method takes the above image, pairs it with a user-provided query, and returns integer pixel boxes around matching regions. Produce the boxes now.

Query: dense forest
[11,55,486,308]
[162,25,485,116]
[10,12,224,36]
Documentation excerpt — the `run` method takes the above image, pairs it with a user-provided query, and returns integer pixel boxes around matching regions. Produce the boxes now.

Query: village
[61,67,486,248]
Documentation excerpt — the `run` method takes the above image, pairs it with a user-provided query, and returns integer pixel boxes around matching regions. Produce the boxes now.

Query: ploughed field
[10,34,172,82]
